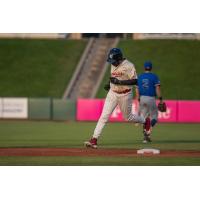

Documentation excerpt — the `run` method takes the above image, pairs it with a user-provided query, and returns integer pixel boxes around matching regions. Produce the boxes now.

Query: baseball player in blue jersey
[135,61,166,143]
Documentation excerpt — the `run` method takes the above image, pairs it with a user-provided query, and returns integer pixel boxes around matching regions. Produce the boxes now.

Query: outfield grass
[0,39,87,97]
[96,40,200,99]
[0,121,200,165]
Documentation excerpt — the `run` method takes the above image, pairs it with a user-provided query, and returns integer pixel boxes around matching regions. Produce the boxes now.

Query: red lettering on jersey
[111,72,123,77]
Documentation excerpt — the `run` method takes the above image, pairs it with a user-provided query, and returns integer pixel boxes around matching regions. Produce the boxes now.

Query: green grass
[0,121,200,165]
[0,39,87,97]
[1,156,200,166]
[96,40,200,99]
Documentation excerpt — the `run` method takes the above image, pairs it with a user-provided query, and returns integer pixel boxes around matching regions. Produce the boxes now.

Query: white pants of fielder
[93,90,145,139]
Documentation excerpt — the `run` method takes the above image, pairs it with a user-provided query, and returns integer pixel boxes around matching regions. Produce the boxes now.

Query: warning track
[0,148,200,157]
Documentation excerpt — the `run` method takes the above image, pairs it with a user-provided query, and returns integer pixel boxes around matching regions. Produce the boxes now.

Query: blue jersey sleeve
[154,74,160,86]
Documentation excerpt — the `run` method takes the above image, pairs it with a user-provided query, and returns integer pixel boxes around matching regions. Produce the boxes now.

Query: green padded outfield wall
[28,98,76,121]
[28,98,51,120]
[52,99,76,121]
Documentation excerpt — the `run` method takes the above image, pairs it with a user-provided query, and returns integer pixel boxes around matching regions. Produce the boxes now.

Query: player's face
[112,62,120,67]
[112,59,123,67]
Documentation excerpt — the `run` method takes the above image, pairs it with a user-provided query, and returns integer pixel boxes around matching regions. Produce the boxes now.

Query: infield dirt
[0,148,200,157]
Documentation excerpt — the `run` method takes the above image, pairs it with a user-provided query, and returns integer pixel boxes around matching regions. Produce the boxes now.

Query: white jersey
[110,59,137,93]
[92,59,144,139]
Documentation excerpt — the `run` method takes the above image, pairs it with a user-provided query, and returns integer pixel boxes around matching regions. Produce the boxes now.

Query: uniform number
[142,79,149,89]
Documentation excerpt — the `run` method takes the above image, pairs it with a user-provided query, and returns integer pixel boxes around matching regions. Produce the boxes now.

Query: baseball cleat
[143,131,152,143]
[84,138,98,149]
[143,139,148,144]
[143,137,152,143]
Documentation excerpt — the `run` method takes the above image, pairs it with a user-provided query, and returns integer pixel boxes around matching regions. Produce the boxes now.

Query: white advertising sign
[137,33,199,40]
[0,98,28,119]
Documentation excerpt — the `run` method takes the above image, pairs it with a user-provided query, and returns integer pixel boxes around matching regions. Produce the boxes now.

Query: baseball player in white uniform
[84,48,149,148]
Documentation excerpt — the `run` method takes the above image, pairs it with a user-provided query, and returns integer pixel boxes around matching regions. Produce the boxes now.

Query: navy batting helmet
[107,48,123,65]
[144,61,152,70]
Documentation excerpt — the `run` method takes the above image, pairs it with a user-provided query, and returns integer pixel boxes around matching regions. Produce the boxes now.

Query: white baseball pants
[139,95,158,120]
[93,90,145,139]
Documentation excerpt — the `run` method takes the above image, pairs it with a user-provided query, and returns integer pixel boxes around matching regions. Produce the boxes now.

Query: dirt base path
[0,148,200,157]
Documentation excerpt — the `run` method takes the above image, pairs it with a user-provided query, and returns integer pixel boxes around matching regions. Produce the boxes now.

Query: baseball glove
[158,101,167,112]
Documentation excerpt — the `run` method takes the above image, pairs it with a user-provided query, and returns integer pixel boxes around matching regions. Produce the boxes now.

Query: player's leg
[149,99,158,127]
[84,90,118,148]
[119,93,152,143]
[138,97,149,119]
[93,91,118,138]
[138,96,151,143]
[142,97,159,143]
[118,92,145,124]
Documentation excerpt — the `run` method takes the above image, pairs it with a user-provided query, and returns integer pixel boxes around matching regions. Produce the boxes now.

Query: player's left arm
[156,85,162,102]
[110,77,137,85]
[157,85,167,112]
[154,75,162,101]
[155,76,167,112]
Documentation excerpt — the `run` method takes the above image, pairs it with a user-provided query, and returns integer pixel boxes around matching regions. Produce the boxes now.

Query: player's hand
[104,83,110,91]
[110,77,121,85]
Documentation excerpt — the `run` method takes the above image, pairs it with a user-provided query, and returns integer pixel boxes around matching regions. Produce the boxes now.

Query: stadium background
[0,33,200,165]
